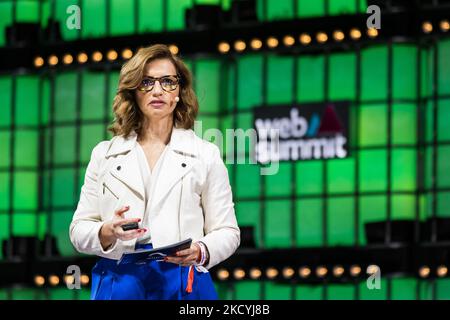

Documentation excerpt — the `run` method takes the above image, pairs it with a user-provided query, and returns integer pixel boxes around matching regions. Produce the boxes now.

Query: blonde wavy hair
[108,44,199,138]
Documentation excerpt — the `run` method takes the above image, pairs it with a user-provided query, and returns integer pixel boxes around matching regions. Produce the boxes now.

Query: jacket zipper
[103,182,119,199]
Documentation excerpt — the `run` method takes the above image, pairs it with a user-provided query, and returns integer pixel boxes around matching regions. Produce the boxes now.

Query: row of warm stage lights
[217,265,370,281]
[218,20,450,54]
[28,265,449,286]
[33,45,180,68]
[32,20,449,68]
[218,28,379,53]
[216,264,450,281]
[418,265,449,278]
[33,273,90,287]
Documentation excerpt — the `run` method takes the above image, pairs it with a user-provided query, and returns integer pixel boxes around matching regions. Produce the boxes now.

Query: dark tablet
[117,238,193,265]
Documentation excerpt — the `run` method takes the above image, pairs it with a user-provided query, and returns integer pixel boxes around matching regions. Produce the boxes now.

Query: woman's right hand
[99,206,147,250]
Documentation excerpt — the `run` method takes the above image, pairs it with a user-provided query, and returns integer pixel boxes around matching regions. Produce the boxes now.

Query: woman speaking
[69,44,240,300]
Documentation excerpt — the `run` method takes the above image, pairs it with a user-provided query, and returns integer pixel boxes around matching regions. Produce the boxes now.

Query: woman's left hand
[164,243,201,266]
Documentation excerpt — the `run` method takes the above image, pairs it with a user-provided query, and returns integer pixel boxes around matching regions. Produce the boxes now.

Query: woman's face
[135,58,180,123]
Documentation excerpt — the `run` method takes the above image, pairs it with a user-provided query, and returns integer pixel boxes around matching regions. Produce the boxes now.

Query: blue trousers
[91,243,218,300]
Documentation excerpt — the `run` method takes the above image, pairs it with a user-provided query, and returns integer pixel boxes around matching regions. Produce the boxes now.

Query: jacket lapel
[106,132,145,201]
[150,128,199,212]
[109,149,145,201]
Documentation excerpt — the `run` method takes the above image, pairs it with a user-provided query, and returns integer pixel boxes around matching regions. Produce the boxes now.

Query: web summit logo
[254,102,350,163]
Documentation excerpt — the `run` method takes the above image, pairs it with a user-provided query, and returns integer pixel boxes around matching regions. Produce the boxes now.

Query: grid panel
[265,0,294,21]
[361,46,388,102]
[12,212,36,236]
[296,0,325,18]
[51,168,75,207]
[138,0,164,33]
[235,200,261,247]
[265,162,292,197]
[438,39,450,95]
[12,172,37,211]
[195,59,221,114]
[327,284,355,300]
[264,199,291,248]
[52,210,77,256]
[391,278,417,300]
[297,55,325,102]
[329,53,356,100]
[0,2,13,47]
[0,173,10,211]
[0,131,11,168]
[235,281,261,300]
[167,0,193,31]
[296,198,323,247]
[81,72,106,121]
[54,72,77,123]
[327,196,355,245]
[80,124,105,163]
[393,46,417,100]
[14,130,38,168]
[16,0,39,22]
[81,0,107,38]
[267,54,294,105]
[110,0,135,36]
[0,77,12,126]
[237,55,263,110]
[16,76,39,126]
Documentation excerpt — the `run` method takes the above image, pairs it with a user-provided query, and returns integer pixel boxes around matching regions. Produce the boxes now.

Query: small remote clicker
[121,222,139,231]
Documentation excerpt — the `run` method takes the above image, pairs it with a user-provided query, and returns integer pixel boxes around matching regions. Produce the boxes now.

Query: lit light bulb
[78,52,88,64]
[367,28,378,38]
[299,33,311,45]
[34,275,45,287]
[48,55,58,66]
[422,21,433,34]
[333,30,345,42]
[350,28,362,40]
[350,265,362,277]
[267,37,279,48]
[440,20,450,32]
[299,267,311,278]
[419,266,430,278]
[233,268,246,280]
[316,32,328,43]
[80,274,90,285]
[250,38,262,50]
[316,266,328,278]
[122,48,133,60]
[234,40,246,52]
[266,267,278,279]
[92,51,103,62]
[283,35,295,47]
[217,268,230,280]
[169,45,179,55]
[333,265,345,277]
[282,267,295,279]
[107,50,118,61]
[48,275,60,286]
[218,42,230,54]
[249,268,262,279]
[34,56,44,68]
[437,265,448,277]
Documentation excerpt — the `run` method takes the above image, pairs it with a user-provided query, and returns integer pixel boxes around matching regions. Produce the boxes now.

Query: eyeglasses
[137,75,180,92]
